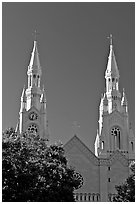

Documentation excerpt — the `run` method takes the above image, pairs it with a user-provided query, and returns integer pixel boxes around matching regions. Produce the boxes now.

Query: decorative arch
[110,125,122,150]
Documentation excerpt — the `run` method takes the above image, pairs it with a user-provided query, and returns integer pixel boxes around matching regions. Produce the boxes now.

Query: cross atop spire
[107,34,113,46]
[72,121,80,136]
[105,34,119,79]
[32,30,39,41]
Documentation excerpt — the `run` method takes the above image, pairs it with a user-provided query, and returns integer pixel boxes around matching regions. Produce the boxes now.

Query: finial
[123,88,126,97]
[42,84,45,91]
[32,30,39,41]
[72,121,80,136]
[121,88,128,106]
[107,34,113,46]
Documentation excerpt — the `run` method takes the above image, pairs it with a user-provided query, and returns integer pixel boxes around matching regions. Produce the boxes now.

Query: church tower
[18,39,49,140]
[95,35,134,159]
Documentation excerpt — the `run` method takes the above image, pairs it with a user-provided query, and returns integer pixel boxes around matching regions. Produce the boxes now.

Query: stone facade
[64,135,133,202]
[17,37,134,202]
[64,37,134,202]
[17,40,49,141]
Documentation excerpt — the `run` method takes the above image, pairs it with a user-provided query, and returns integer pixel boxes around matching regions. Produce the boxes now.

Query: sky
[2,2,135,152]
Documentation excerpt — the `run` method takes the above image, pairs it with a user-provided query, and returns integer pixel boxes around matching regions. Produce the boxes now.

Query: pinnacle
[105,41,120,79]
[28,40,42,75]
[21,86,26,102]
[121,88,128,106]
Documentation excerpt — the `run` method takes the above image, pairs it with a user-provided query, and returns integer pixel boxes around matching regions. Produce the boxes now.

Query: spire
[21,86,26,102]
[28,40,42,75]
[20,86,26,112]
[99,93,104,110]
[41,85,47,103]
[121,88,128,106]
[26,36,43,111]
[105,34,119,79]
[95,129,100,157]
[103,93,108,106]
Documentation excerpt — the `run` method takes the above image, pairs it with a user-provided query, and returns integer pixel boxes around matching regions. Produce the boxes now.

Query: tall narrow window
[111,127,121,149]
[29,76,31,87]
[131,142,134,151]
[118,133,120,149]
[37,75,39,87]
[102,141,104,150]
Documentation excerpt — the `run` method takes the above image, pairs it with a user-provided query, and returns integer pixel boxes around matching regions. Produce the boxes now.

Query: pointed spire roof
[41,85,46,103]
[103,93,108,106]
[21,86,26,102]
[95,129,100,157]
[99,93,104,108]
[105,34,120,79]
[121,88,128,106]
[28,40,42,75]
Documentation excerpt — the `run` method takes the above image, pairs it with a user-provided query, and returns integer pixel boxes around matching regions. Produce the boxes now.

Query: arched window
[111,127,121,149]
[102,141,104,150]
[37,75,40,87]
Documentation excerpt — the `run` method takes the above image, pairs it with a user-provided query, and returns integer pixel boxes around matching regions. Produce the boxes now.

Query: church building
[64,36,135,202]
[16,40,49,140]
[17,36,134,202]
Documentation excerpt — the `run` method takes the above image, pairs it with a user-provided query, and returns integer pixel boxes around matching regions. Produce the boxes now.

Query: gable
[108,110,124,127]
[64,135,99,166]
[108,150,129,167]
[64,135,100,193]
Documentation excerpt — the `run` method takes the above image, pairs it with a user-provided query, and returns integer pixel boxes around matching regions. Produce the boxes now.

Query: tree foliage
[113,162,135,202]
[2,128,83,202]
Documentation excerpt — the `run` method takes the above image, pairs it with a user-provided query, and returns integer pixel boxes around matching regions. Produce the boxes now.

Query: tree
[2,128,83,202]
[113,162,135,202]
